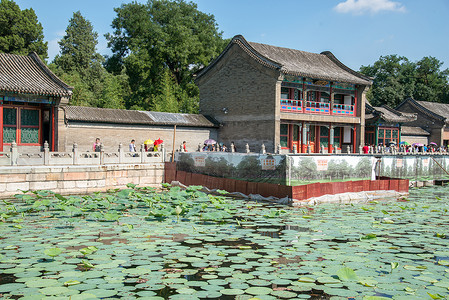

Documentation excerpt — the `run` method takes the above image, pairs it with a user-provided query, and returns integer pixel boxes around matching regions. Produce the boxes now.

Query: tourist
[182,141,188,152]
[129,139,136,152]
[362,144,369,154]
[221,144,227,152]
[93,138,101,152]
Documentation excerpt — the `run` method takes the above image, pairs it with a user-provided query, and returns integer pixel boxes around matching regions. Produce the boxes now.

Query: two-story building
[195,35,372,153]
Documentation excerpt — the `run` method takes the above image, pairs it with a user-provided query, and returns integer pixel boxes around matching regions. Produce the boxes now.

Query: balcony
[305,101,330,114]
[332,103,355,115]
[280,99,302,113]
[280,99,355,116]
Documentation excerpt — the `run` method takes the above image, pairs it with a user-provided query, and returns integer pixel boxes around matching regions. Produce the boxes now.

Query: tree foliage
[106,0,227,112]
[360,55,449,107]
[0,0,47,59]
[52,11,129,109]
[53,11,103,75]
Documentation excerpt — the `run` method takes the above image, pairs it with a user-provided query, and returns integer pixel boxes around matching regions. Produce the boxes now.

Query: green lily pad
[219,288,245,295]
[245,286,272,295]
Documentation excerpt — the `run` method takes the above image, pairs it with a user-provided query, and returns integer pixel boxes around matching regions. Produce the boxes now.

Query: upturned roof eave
[397,97,447,124]
[196,35,372,86]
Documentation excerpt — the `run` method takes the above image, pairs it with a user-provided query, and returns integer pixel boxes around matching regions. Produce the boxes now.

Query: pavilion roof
[365,103,417,124]
[0,52,72,97]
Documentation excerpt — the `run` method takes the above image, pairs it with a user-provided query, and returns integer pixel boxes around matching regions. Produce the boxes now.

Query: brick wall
[0,163,164,199]
[58,122,217,153]
[197,44,280,153]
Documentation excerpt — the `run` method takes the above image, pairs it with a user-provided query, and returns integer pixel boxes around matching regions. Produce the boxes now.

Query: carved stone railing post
[245,143,250,153]
[198,143,203,152]
[160,143,166,162]
[118,143,124,164]
[100,144,105,165]
[277,144,282,154]
[293,144,297,154]
[44,141,50,165]
[320,145,325,154]
[72,143,78,165]
[261,144,266,154]
[140,144,146,163]
[359,146,363,154]
[346,145,351,154]
[307,145,311,154]
[10,141,18,166]
[231,143,235,153]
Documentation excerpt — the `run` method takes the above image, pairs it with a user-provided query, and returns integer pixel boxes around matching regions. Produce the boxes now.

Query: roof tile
[0,52,72,97]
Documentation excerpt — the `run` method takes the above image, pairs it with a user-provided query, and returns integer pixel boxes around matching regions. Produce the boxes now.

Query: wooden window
[3,108,17,143]
[377,127,399,146]
[319,126,329,148]
[3,106,41,145]
[280,124,289,148]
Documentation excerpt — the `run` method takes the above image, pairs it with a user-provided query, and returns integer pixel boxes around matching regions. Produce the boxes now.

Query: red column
[51,106,55,151]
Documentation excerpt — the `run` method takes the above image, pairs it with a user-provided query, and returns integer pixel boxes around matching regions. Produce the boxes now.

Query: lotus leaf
[245,286,272,295]
[336,267,358,281]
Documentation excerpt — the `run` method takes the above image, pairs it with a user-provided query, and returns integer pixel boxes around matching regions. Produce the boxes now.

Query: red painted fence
[164,162,409,201]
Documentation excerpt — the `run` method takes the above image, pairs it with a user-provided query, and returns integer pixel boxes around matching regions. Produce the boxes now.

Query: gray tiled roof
[401,126,430,136]
[63,106,218,128]
[0,52,72,97]
[415,100,449,120]
[196,35,372,85]
[366,104,416,124]
[396,98,449,125]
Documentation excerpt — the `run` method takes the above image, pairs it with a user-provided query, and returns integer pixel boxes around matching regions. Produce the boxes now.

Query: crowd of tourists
[362,142,448,154]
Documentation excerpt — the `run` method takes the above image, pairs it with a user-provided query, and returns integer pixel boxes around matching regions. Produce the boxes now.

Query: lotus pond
[0,184,448,300]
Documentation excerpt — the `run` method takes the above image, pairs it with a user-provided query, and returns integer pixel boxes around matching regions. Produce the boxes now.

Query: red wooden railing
[332,103,355,115]
[280,99,302,112]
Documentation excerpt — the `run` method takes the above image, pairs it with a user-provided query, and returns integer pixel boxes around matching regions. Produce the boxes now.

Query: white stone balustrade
[0,142,165,166]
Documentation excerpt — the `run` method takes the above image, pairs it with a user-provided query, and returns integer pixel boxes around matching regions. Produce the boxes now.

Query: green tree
[0,0,47,59]
[360,55,414,107]
[52,11,128,109]
[360,55,449,107]
[53,11,103,75]
[106,0,227,112]
[414,57,449,103]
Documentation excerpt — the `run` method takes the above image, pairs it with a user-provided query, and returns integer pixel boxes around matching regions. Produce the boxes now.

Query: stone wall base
[0,163,164,199]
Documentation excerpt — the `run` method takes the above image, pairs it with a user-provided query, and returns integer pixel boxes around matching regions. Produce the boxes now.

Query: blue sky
[15,0,449,71]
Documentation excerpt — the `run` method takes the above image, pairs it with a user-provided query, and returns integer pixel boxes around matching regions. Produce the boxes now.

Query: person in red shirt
[362,144,369,154]
[182,141,187,152]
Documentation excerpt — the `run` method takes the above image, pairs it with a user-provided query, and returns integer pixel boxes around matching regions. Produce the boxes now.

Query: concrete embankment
[0,163,164,198]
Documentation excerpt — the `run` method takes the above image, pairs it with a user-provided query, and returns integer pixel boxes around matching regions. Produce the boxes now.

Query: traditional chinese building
[0,52,72,152]
[364,103,417,146]
[59,106,218,152]
[195,35,373,153]
[396,97,449,147]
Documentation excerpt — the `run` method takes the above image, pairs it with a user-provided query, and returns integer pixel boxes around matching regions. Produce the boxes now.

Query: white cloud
[334,0,406,15]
